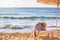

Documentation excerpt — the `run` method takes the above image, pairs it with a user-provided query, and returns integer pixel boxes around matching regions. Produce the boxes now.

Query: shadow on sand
[42,36,60,40]
[34,36,60,40]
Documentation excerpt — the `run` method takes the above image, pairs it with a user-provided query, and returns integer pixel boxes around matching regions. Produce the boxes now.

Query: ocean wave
[0,16,59,19]
[0,24,33,29]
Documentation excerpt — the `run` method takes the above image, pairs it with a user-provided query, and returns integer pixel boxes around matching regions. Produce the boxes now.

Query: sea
[0,8,60,33]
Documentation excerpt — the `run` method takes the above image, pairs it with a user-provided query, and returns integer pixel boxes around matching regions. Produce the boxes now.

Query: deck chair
[33,22,53,38]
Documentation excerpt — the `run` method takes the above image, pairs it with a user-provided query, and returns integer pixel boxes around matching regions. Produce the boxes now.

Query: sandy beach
[0,31,60,40]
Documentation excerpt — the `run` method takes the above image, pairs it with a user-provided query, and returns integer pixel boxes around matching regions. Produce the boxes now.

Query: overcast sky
[0,0,59,8]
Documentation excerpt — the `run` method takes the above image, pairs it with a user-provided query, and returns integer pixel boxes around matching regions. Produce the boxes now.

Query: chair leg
[47,32,49,37]
[33,30,37,40]
[34,31,36,37]
[48,31,53,39]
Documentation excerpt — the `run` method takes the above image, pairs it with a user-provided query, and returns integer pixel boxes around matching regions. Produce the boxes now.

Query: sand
[0,31,60,40]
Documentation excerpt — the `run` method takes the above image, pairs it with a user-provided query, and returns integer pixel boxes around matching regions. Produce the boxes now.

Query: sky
[0,0,59,8]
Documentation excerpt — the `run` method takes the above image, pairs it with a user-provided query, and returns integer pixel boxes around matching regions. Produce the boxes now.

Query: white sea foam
[0,20,60,33]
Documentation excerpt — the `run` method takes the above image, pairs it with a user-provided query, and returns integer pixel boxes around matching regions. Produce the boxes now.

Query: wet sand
[0,31,60,40]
